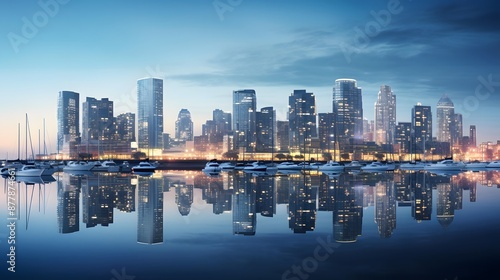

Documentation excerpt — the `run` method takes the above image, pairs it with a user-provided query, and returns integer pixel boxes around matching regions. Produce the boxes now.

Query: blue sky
[1,0,499,158]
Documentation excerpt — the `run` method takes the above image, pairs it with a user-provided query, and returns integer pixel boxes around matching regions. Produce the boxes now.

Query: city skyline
[1,0,499,157]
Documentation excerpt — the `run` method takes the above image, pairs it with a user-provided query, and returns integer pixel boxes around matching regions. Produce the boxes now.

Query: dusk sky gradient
[1,0,499,158]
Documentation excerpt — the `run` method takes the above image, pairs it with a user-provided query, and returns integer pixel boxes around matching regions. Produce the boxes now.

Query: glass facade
[288,90,317,152]
[374,85,396,145]
[137,78,164,150]
[333,79,363,144]
[57,90,80,153]
[232,89,256,152]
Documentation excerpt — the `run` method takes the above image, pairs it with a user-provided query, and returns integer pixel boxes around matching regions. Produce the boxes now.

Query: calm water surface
[1,169,500,280]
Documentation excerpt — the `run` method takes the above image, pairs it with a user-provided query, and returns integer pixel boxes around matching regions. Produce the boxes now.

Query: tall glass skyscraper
[411,103,432,152]
[175,108,193,141]
[288,90,317,152]
[57,90,80,153]
[82,97,114,143]
[436,94,454,144]
[255,106,276,153]
[137,78,163,150]
[333,79,363,145]
[374,85,396,145]
[232,89,256,152]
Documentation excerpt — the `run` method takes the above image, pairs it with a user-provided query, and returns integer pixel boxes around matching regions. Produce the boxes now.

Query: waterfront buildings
[137,78,164,152]
[57,90,80,158]
[288,90,317,153]
[232,89,257,153]
[333,79,363,145]
[374,85,396,145]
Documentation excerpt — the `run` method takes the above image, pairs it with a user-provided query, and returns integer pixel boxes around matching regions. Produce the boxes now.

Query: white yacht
[15,164,46,177]
[318,161,344,172]
[219,162,235,170]
[243,161,268,172]
[464,160,489,170]
[120,161,132,173]
[344,161,363,171]
[400,161,428,170]
[424,160,465,171]
[276,162,302,170]
[101,160,120,172]
[202,160,221,173]
[63,161,95,172]
[486,161,500,168]
[132,162,157,173]
[361,162,389,172]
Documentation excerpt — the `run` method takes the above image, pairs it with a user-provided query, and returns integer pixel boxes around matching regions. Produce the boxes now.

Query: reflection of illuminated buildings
[318,173,336,211]
[82,174,114,228]
[232,173,256,235]
[57,173,80,234]
[137,176,164,244]
[174,181,194,216]
[363,185,375,208]
[374,179,396,238]
[436,181,455,228]
[395,171,412,206]
[195,171,230,214]
[332,174,363,242]
[113,175,136,213]
[288,174,316,234]
[255,175,276,217]
[275,175,290,205]
[411,172,432,222]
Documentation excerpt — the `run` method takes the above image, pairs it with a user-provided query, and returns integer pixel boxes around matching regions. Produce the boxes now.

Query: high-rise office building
[175,108,193,141]
[436,94,454,144]
[255,106,276,153]
[395,122,411,153]
[116,113,136,142]
[232,89,256,152]
[333,79,363,144]
[137,78,163,150]
[374,85,396,145]
[276,121,289,152]
[318,113,336,151]
[453,113,463,146]
[82,97,114,143]
[411,103,432,152]
[213,109,232,142]
[288,90,317,152]
[57,90,80,153]
[469,125,477,147]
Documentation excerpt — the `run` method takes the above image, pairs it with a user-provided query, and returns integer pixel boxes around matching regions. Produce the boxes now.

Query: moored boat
[132,161,157,173]
[423,159,465,171]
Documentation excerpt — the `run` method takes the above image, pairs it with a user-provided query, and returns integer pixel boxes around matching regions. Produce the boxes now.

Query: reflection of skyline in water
[7,170,500,243]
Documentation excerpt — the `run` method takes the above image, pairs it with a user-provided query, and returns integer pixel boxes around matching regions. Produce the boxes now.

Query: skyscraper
[436,94,454,144]
[374,85,396,145]
[411,103,432,152]
[395,122,411,154]
[213,109,232,143]
[175,108,193,141]
[137,78,163,150]
[318,113,336,152]
[116,113,136,142]
[288,90,317,152]
[255,106,275,153]
[57,90,80,153]
[82,97,114,143]
[232,89,256,152]
[469,125,477,147]
[333,79,363,145]
[452,113,463,146]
